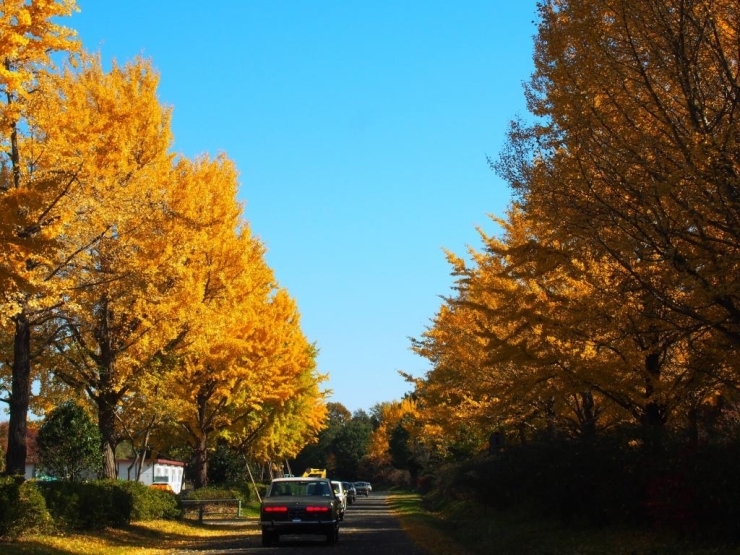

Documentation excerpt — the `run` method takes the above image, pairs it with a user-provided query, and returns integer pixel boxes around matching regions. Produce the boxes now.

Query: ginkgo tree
[411,0,740,459]
[1,0,80,475]
[365,397,426,479]
[413,199,729,454]
[461,209,703,440]
[2,2,327,484]
[37,54,205,479]
[155,216,326,487]
[495,0,740,437]
[507,0,740,382]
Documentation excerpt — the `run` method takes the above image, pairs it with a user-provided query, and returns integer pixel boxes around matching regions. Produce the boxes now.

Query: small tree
[36,402,102,481]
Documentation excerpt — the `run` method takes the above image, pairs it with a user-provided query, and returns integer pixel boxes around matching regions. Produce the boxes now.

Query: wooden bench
[180,498,244,522]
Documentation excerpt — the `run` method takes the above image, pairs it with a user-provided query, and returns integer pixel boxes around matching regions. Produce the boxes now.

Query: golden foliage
[367,398,419,464]
[0,0,78,110]
[2,5,326,478]
[410,0,740,455]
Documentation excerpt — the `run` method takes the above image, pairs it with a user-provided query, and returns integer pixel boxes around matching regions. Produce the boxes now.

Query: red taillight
[264,506,288,513]
[306,506,330,513]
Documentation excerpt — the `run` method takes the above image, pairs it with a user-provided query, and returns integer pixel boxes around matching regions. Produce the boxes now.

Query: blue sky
[69,1,538,414]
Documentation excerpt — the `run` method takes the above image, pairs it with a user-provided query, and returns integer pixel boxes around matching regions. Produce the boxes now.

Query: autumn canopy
[1,0,327,485]
[409,0,740,456]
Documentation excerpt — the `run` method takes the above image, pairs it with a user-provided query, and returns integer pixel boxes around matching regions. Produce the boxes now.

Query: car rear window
[268,480,332,497]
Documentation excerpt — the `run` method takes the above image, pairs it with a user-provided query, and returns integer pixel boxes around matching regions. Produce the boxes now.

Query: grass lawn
[3,520,253,555]
[1,502,261,555]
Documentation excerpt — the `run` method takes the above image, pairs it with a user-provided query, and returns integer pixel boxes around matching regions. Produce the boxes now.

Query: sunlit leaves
[0,0,78,115]
[409,0,740,458]
[2,4,326,479]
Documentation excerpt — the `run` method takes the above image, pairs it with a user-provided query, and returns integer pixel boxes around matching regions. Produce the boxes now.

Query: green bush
[207,444,246,484]
[0,476,53,539]
[39,480,132,529]
[435,434,646,527]
[38,479,182,529]
[37,481,80,529]
[117,481,181,520]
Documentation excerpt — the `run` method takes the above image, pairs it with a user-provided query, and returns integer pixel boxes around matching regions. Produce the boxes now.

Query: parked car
[342,481,356,504]
[354,481,372,496]
[260,477,340,546]
[150,483,174,493]
[331,480,347,519]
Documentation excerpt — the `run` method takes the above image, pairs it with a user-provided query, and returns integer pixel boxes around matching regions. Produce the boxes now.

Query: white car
[330,480,347,520]
[354,481,372,496]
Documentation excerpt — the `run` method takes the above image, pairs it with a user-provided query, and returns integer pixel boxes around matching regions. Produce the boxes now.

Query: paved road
[172,492,430,554]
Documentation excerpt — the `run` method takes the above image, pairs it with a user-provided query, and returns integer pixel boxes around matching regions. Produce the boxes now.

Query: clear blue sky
[70,1,538,414]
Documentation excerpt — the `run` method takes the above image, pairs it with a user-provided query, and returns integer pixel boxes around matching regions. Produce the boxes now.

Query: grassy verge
[1,501,262,555]
[387,491,740,555]
[387,491,468,555]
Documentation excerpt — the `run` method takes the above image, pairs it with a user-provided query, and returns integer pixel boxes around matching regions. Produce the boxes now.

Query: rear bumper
[260,519,338,535]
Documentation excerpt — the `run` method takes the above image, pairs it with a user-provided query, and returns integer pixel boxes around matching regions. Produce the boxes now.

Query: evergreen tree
[36,401,102,481]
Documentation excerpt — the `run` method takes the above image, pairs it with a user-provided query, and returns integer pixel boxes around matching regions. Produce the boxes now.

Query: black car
[260,477,341,546]
[342,481,356,504]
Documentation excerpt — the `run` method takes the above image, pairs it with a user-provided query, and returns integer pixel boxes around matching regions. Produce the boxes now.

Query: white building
[116,458,185,494]
[23,457,185,494]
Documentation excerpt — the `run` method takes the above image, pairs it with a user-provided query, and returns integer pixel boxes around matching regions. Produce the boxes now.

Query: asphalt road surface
[172,492,431,554]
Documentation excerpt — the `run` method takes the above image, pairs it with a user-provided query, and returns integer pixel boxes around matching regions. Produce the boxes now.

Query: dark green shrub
[451,434,647,526]
[79,480,133,528]
[0,476,53,539]
[117,481,181,520]
[680,442,740,539]
[39,479,182,528]
[39,480,132,529]
[37,480,81,529]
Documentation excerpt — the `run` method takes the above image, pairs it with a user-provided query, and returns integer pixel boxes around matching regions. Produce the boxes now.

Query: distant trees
[330,411,374,479]
[364,398,427,485]
[292,403,374,479]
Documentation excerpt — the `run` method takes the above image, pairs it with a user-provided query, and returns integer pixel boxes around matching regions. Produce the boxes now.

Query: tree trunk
[641,352,667,449]
[578,390,598,440]
[98,393,119,480]
[193,434,209,489]
[5,313,31,477]
[544,396,557,440]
